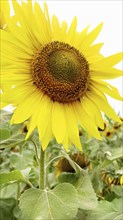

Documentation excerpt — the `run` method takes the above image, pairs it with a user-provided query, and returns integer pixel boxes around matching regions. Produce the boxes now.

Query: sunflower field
[0,109,123,220]
[0,0,123,220]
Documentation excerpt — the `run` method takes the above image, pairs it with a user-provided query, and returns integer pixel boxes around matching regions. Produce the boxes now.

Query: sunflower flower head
[55,153,90,176]
[1,0,123,151]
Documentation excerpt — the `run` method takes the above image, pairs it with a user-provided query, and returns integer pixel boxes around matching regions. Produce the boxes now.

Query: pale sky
[5,0,123,116]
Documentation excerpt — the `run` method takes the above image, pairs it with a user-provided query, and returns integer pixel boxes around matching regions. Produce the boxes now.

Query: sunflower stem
[39,146,45,190]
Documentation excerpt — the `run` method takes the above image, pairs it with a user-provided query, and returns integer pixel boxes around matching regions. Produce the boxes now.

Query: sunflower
[55,152,90,176]
[1,0,123,150]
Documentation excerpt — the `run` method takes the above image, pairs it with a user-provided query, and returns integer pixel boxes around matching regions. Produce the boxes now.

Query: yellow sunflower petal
[76,25,90,46]
[52,102,66,143]
[91,79,123,101]
[12,0,27,28]
[83,95,104,129]
[52,15,61,41]
[81,23,103,49]
[21,1,43,47]
[80,101,102,140]
[25,112,38,140]
[66,16,77,44]
[11,90,42,124]
[0,29,33,57]
[64,104,82,150]
[1,84,35,104]
[37,95,53,149]
[12,0,39,48]
[91,52,123,69]
[72,101,101,140]
[41,134,53,151]
[88,89,121,122]
[87,54,104,63]
[34,1,51,44]
[41,120,52,151]
[84,43,104,58]
[74,25,90,49]
[43,2,52,37]
[52,16,67,41]
[0,0,10,28]
[61,20,68,33]
[26,96,53,151]
[91,68,123,79]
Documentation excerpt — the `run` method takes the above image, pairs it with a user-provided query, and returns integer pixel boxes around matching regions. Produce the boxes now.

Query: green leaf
[0,170,25,185]
[111,185,123,197]
[19,183,79,220]
[75,208,87,220]
[106,147,123,160]
[0,133,25,149]
[87,198,123,220]
[10,150,35,170]
[0,183,26,199]
[0,128,11,140]
[58,172,79,185]
[0,198,17,220]
[13,205,22,220]
[75,171,98,210]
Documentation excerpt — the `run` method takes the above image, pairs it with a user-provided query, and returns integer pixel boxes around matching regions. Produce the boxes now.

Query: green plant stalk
[31,139,39,163]
[39,146,45,189]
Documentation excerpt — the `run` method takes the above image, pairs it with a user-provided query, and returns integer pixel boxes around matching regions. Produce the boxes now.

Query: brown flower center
[32,41,90,103]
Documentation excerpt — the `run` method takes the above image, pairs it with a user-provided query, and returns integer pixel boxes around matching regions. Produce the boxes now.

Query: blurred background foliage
[0,109,123,220]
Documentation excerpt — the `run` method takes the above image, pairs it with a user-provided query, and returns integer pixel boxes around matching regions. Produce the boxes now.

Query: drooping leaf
[19,183,79,220]
[75,171,98,210]
[87,198,123,220]
[58,172,79,185]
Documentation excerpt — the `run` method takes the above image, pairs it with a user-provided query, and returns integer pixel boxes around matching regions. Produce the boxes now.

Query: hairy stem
[39,146,45,189]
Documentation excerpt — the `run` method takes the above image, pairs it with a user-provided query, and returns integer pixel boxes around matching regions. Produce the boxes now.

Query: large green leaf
[87,198,123,220]
[75,171,98,210]
[0,170,25,185]
[19,183,79,220]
